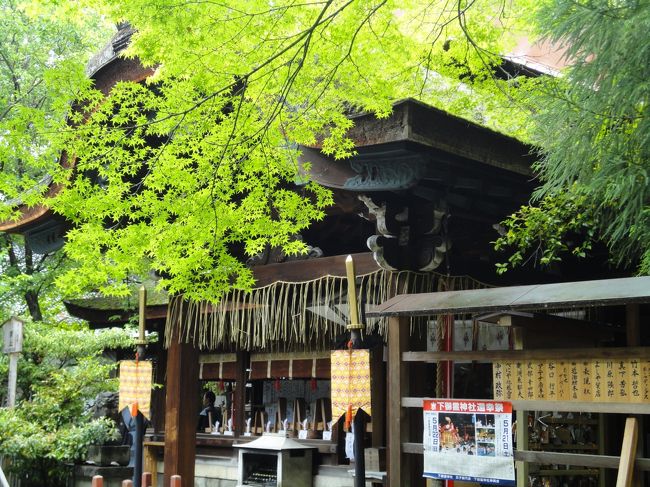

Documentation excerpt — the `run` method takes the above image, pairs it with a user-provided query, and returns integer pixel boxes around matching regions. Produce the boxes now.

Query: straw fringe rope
[164,269,489,351]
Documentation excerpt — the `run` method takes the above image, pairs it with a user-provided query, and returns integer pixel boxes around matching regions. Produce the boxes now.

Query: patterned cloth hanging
[330,349,371,428]
[118,360,153,419]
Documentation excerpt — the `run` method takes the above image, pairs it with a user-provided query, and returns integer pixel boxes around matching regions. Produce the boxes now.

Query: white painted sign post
[0,463,9,487]
[3,316,23,408]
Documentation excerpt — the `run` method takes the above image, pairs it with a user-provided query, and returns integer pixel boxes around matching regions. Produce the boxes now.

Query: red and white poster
[423,399,515,485]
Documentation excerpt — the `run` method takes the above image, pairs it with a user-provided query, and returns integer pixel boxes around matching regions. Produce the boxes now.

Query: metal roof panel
[367,276,650,317]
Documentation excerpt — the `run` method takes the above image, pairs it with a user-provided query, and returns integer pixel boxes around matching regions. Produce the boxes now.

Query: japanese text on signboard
[423,399,515,486]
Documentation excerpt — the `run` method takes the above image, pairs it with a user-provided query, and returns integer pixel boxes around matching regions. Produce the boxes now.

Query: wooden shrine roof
[345,98,535,176]
[3,97,532,235]
[366,275,650,317]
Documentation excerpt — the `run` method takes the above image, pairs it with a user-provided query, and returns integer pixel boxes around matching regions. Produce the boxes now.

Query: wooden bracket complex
[616,417,639,487]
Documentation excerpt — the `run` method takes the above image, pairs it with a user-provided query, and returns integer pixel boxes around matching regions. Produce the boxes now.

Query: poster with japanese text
[423,399,515,485]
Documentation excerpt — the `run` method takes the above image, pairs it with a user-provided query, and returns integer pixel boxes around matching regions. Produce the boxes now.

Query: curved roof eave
[0,30,153,234]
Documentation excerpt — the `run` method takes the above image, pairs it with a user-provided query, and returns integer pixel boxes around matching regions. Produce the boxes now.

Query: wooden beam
[331,100,533,176]
[401,397,650,415]
[406,100,534,176]
[516,451,650,471]
[488,313,615,348]
[69,253,380,327]
[249,351,330,361]
[402,443,650,471]
[617,417,639,487]
[251,252,379,287]
[387,315,410,487]
[64,301,168,328]
[163,334,199,487]
[402,346,650,362]
[626,304,641,347]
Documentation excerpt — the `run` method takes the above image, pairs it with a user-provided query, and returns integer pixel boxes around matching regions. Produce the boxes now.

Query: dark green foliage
[0,321,134,487]
[497,0,650,273]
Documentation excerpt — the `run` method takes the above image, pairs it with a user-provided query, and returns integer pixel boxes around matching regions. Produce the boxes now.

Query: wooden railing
[386,313,650,487]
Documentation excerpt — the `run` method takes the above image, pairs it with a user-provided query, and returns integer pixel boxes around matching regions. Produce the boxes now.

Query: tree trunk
[23,239,43,321]
[24,289,42,322]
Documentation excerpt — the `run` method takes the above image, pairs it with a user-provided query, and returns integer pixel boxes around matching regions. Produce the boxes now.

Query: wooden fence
[90,473,182,487]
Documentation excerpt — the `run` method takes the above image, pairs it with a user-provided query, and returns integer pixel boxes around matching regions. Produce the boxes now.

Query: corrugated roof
[366,276,650,317]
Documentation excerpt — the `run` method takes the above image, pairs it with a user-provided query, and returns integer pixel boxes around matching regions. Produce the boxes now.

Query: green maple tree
[45,0,533,302]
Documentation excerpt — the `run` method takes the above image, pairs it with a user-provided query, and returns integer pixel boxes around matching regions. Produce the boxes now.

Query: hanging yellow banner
[330,349,372,422]
[119,360,153,418]
[493,358,650,404]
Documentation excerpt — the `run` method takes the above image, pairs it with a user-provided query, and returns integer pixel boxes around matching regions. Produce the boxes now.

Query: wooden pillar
[616,417,639,487]
[152,320,167,434]
[387,315,410,487]
[370,345,386,447]
[626,304,643,487]
[234,351,249,435]
[163,333,199,487]
[513,327,528,487]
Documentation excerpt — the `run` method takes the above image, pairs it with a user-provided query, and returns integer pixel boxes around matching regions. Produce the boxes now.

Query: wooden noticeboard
[493,358,650,403]
[2,317,23,354]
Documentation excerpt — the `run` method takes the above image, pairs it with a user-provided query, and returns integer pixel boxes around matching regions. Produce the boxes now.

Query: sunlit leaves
[42,0,535,301]
[0,0,111,220]
[2,0,541,300]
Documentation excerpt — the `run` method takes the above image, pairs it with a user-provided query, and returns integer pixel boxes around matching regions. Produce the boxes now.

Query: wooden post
[387,315,410,487]
[512,327,528,487]
[616,417,639,487]
[92,476,104,487]
[598,413,606,487]
[163,331,199,487]
[151,322,167,435]
[143,445,157,486]
[625,304,645,487]
[142,472,153,487]
[234,351,249,435]
[370,346,385,447]
[626,304,643,487]
[441,315,453,487]
[170,475,181,487]
[6,353,18,408]
[3,317,23,409]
